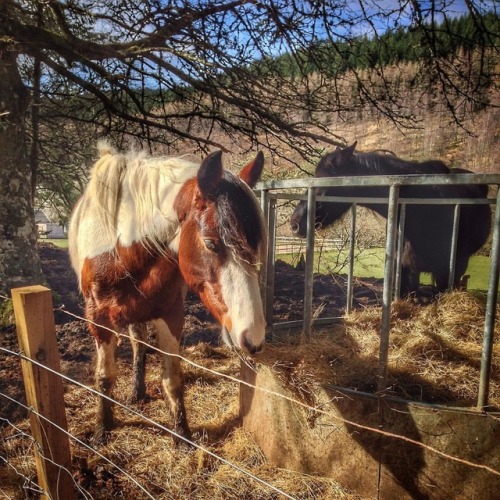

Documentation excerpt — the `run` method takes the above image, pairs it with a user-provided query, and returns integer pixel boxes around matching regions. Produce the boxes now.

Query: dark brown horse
[290,142,490,296]
[69,143,266,442]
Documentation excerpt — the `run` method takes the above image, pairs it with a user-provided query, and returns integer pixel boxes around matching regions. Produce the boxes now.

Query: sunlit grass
[277,248,492,292]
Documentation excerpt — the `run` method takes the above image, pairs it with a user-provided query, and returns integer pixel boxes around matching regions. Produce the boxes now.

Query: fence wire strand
[0,417,44,498]
[0,346,296,499]
[1,392,151,500]
[0,450,44,498]
[1,294,499,500]
[55,307,500,478]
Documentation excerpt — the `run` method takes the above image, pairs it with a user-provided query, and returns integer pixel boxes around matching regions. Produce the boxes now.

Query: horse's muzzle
[222,326,263,355]
[242,334,263,355]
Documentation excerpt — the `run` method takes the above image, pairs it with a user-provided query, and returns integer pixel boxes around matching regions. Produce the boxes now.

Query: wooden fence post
[12,285,74,500]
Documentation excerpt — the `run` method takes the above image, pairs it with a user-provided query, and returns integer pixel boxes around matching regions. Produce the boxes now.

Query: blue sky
[336,0,495,39]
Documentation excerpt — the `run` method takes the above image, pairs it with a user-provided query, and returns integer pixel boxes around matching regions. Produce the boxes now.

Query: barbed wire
[0,453,41,499]
[1,415,40,495]
[1,392,151,500]
[54,307,500,478]
[0,347,297,499]
[3,334,500,486]
[0,438,44,499]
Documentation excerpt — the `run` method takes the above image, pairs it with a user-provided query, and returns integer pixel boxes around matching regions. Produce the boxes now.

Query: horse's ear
[198,150,223,198]
[335,142,357,166]
[239,151,264,188]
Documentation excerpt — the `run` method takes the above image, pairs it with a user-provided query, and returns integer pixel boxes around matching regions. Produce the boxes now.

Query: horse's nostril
[242,337,257,355]
[291,222,299,234]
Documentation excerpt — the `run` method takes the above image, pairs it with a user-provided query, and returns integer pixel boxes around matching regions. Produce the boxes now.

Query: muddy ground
[0,242,383,424]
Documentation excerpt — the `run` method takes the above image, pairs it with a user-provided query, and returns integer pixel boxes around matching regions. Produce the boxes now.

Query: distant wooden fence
[275,236,344,255]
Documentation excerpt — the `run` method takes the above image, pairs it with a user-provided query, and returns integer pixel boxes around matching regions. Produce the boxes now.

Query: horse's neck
[355,154,414,176]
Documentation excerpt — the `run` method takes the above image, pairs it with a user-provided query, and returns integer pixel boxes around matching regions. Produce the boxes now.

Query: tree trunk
[0,46,45,296]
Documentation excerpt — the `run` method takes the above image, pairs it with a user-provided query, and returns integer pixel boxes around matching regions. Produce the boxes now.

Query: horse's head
[174,151,266,355]
[290,142,357,237]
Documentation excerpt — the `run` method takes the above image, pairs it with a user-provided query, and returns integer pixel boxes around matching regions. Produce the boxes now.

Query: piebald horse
[69,143,266,443]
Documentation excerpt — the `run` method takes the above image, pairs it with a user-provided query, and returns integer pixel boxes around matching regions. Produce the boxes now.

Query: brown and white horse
[69,143,266,443]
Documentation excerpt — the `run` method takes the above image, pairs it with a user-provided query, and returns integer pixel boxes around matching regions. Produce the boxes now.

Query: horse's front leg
[128,323,147,403]
[400,241,420,297]
[93,332,118,444]
[151,316,191,442]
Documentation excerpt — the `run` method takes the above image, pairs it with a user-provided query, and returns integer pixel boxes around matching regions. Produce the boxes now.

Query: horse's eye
[203,238,218,251]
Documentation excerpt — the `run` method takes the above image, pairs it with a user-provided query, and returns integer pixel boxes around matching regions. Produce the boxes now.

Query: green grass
[38,238,69,248]
[278,247,492,292]
[464,255,493,291]
[37,239,492,291]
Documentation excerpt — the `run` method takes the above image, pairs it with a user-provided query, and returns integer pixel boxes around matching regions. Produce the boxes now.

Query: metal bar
[323,384,490,414]
[257,173,500,191]
[477,189,500,409]
[264,197,277,341]
[267,192,494,206]
[377,185,400,393]
[303,187,316,342]
[346,204,357,314]
[257,175,500,411]
[394,203,406,299]
[260,188,269,221]
[259,189,269,305]
[448,204,461,289]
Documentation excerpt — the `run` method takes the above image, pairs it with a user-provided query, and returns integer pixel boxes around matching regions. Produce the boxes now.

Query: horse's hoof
[91,427,110,446]
[172,425,193,448]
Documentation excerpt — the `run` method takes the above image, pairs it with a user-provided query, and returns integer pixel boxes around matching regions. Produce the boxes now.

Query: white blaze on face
[220,253,265,353]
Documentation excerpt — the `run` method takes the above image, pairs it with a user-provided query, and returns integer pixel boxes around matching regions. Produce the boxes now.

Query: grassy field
[39,238,69,248]
[278,247,493,292]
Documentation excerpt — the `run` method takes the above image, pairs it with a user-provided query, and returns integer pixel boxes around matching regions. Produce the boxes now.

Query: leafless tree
[0,0,497,294]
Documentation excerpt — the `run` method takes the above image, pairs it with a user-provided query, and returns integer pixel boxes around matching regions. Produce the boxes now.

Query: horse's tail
[87,141,127,235]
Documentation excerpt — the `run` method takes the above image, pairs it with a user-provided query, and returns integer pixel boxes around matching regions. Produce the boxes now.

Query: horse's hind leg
[399,267,420,297]
[128,323,147,403]
[434,271,449,293]
[435,256,468,293]
[151,317,191,442]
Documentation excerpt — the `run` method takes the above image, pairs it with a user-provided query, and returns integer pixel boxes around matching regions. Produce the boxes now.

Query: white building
[35,209,66,239]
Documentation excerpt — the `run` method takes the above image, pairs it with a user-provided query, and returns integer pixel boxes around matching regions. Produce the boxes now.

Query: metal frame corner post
[303,187,317,342]
[378,184,400,393]
[264,195,277,341]
[478,189,500,409]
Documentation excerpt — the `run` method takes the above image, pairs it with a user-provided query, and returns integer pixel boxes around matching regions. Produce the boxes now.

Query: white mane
[69,143,200,276]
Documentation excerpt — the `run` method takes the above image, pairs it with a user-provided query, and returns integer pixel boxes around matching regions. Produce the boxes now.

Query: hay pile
[259,291,500,409]
[1,342,358,499]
